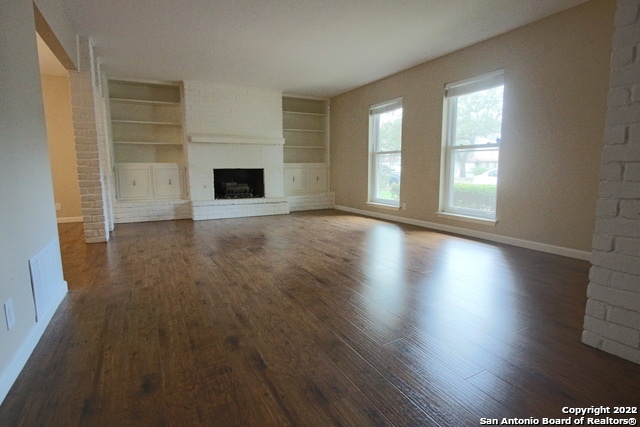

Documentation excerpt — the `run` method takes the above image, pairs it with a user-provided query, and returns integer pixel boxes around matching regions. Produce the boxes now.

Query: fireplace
[187,134,288,220]
[214,168,265,199]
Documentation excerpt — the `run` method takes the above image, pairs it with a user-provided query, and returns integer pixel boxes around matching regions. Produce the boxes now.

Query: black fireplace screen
[213,169,265,199]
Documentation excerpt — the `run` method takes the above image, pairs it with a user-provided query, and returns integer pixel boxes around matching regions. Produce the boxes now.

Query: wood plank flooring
[1,210,638,426]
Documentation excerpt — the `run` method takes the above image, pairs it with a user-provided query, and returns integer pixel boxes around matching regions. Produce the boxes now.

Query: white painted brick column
[583,0,640,364]
[68,37,109,243]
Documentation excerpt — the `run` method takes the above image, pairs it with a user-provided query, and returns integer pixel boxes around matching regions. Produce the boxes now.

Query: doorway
[36,32,83,225]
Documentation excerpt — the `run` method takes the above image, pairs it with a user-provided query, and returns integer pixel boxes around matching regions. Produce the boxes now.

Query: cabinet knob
[169,179,172,185]
[293,176,295,182]
[133,179,136,186]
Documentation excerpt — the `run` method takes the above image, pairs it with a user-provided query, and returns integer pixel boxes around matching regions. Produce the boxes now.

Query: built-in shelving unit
[108,80,184,164]
[108,79,185,200]
[282,96,330,196]
[282,96,328,164]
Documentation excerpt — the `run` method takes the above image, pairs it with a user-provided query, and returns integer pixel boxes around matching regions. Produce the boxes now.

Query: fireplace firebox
[214,169,265,199]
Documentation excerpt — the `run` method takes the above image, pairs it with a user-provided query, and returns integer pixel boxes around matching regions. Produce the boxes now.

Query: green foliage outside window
[453,183,496,212]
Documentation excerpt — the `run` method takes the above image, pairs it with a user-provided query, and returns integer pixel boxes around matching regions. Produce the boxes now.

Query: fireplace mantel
[189,134,284,145]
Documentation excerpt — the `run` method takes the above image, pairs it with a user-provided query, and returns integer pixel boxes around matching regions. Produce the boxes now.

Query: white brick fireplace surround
[183,82,289,220]
[187,135,288,220]
[582,0,640,365]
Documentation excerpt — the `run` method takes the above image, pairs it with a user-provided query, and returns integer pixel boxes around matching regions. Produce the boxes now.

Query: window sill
[436,212,497,226]
[366,202,401,211]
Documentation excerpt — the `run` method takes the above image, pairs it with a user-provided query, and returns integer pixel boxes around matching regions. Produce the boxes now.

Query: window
[441,70,504,221]
[369,98,403,206]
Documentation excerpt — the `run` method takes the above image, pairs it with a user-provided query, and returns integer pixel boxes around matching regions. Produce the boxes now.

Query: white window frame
[440,70,504,222]
[368,98,403,207]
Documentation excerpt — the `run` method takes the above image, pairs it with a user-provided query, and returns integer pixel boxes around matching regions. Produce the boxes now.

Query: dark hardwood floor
[1,210,638,426]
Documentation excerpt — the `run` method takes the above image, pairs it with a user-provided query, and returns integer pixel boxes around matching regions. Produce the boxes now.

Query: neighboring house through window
[440,70,504,222]
[369,98,403,207]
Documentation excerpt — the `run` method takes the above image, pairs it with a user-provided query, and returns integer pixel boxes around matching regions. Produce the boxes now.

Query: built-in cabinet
[115,163,185,200]
[283,163,328,194]
[282,96,329,195]
[108,79,185,201]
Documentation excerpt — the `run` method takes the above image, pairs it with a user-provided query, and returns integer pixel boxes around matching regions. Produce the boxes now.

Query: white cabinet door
[116,165,153,200]
[154,164,183,198]
[284,166,305,194]
[307,165,328,192]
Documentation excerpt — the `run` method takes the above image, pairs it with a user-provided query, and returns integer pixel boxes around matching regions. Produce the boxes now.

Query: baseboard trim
[56,216,83,223]
[0,281,68,405]
[333,205,591,261]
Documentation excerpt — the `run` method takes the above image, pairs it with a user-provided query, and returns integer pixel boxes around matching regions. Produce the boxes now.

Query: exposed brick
[592,233,614,251]
[583,315,640,347]
[612,45,637,69]
[594,216,638,236]
[69,38,109,244]
[85,236,107,243]
[602,339,640,363]
[587,282,640,311]
[611,271,640,291]
[632,85,640,104]
[599,163,623,182]
[630,122,640,144]
[589,265,613,285]
[591,250,640,275]
[595,198,619,217]
[608,306,640,329]
[585,299,608,320]
[625,162,640,180]
[610,64,640,90]
[616,1,640,24]
[598,180,640,198]
[601,143,640,162]
[620,198,640,218]
[615,236,640,255]
[604,124,628,145]
[581,329,604,349]
[608,86,632,106]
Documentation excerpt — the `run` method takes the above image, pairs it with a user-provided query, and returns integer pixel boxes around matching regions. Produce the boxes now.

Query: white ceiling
[59,0,588,98]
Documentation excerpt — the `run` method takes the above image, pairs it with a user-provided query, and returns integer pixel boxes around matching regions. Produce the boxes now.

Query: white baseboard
[0,281,68,405]
[333,205,591,261]
[57,216,83,223]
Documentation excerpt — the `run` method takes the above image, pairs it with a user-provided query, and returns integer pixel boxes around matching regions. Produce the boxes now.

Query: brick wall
[582,0,640,364]
[288,193,335,212]
[68,37,109,243]
[183,81,289,219]
[183,81,282,139]
[114,200,191,223]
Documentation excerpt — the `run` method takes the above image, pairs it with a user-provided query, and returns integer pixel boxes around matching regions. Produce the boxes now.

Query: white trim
[189,134,285,145]
[56,216,83,224]
[445,69,504,97]
[108,76,182,86]
[365,202,401,211]
[333,205,590,261]
[369,97,403,115]
[441,70,503,220]
[369,98,403,206]
[0,282,67,405]
[436,211,497,226]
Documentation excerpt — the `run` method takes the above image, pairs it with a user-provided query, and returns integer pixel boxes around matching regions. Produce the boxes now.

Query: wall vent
[28,239,64,322]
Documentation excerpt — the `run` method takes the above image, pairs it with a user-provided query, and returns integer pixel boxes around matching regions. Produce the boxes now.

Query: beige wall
[41,74,82,220]
[330,0,615,253]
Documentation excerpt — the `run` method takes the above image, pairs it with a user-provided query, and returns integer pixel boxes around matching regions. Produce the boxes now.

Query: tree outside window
[442,71,504,220]
[369,99,403,206]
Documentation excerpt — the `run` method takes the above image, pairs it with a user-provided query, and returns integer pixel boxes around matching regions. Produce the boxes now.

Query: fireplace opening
[214,168,265,199]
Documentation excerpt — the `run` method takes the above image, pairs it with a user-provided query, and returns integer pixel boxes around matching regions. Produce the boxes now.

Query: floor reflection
[423,239,520,337]
[361,223,408,333]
